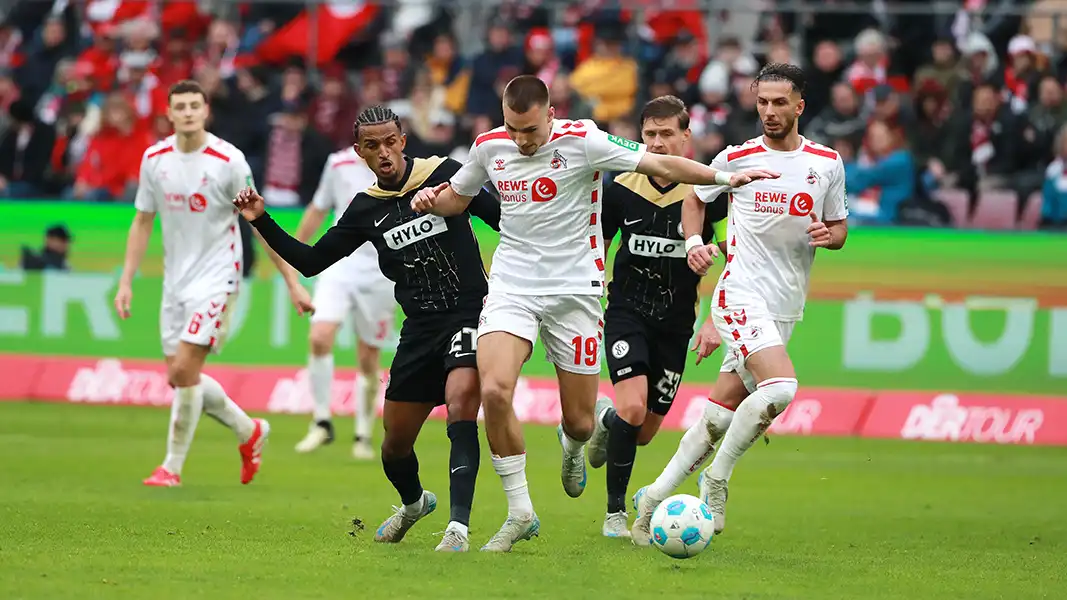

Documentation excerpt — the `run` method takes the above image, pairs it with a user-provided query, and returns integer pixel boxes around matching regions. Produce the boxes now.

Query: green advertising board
[2,201,1066,394]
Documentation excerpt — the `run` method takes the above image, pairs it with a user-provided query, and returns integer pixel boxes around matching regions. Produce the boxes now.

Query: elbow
[297,263,324,278]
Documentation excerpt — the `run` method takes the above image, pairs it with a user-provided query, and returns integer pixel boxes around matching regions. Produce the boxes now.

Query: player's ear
[546,105,555,123]
[399,133,407,151]
[796,98,805,117]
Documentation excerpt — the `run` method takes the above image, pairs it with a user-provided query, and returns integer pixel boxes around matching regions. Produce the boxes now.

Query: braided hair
[353,105,402,142]
[751,63,806,96]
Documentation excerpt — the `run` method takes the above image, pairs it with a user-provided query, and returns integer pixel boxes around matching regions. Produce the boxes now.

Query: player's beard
[762,114,795,140]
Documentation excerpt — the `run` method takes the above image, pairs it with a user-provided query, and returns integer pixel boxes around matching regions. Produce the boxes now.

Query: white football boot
[586,396,614,469]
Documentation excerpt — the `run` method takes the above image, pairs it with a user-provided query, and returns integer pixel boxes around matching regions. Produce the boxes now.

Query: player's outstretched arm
[411,182,474,217]
[114,210,155,319]
[635,153,780,188]
[681,190,720,276]
[234,187,362,278]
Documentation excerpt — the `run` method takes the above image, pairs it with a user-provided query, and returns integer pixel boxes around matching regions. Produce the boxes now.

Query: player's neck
[377,155,410,190]
[761,130,802,152]
[651,175,674,189]
[175,130,208,153]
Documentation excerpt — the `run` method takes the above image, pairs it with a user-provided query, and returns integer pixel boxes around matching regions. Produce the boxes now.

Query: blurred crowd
[0,0,1065,228]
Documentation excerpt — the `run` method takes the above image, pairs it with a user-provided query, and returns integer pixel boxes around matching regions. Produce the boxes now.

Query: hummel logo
[374,214,389,227]
[623,218,641,226]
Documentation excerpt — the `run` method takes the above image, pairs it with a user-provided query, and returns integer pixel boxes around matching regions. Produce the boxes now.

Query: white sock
[648,409,718,499]
[200,373,255,442]
[493,454,534,518]
[709,378,797,482]
[446,521,469,537]
[308,354,334,423]
[560,429,585,456]
[704,400,736,443]
[162,385,204,475]
[402,493,425,517]
[355,372,378,441]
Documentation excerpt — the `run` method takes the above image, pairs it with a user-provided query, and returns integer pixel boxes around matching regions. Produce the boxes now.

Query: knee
[380,433,412,461]
[616,400,647,427]
[757,377,798,416]
[563,411,595,441]
[309,328,335,356]
[446,387,480,424]
[167,360,198,388]
[480,379,514,416]
[357,344,379,375]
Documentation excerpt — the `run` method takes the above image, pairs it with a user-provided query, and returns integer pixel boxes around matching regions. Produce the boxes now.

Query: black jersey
[252,156,500,318]
[602,172,728,329]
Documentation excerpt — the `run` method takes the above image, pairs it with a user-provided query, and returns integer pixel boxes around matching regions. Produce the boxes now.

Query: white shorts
[712,304,796,393]
[160,291,235,357]
[478,292,604,375]
[309,270,395,349]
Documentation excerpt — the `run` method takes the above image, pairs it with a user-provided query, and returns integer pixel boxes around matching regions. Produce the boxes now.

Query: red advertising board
[4,354,1065,446]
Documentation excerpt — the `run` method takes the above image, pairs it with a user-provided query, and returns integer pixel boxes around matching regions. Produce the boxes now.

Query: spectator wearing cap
[914,37,967,103]
[466,19,524,120]
[309,63,360,150]
[20,224,72,271]
[261,99,331,208]
[0,98,56,198]
[569,31,638,123]
[956,31,1003,110]
[523,28,562,92]
[845,120,916,224]
[1041,123,1067,228]
[117,49,167,132]
[69,93,153,202]
[1003,35,1047,114]
[806,82,867,150]
[845,29,909,98]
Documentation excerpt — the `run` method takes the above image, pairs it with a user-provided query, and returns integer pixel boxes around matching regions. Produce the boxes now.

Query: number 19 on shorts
[571,336,598,367]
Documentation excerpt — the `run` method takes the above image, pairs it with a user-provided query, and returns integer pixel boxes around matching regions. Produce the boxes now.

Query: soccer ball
[649,494,716,559]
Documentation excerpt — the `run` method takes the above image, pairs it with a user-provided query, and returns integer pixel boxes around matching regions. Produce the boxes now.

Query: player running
[411,75,776,552]
[116,80,306,487]
[289,147,394,460]
[585,95,727,539]
[235,106,501,553]
[631,63,849,544]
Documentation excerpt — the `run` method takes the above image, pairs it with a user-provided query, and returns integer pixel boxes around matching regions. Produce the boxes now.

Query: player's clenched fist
[410,182,450,213]
[728,169,780,187]
[686,243,719,276]
[807,213,832,247]
[232,186,266,221]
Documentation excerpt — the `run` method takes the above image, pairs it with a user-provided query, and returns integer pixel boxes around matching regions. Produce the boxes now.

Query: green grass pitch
[1,402,1065,599]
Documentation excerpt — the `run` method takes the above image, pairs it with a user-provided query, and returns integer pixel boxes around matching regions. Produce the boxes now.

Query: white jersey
[450,119,647,296]
[694,136,849,321]
[134,133,253,301]
[310,147,385,283]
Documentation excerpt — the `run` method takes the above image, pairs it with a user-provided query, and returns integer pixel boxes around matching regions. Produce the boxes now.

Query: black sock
[446,420,480,527]
[601,406,617,429]
[382,452,423,506]
[606,414,640,514]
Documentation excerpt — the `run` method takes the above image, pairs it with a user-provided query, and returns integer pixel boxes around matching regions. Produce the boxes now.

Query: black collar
[647,175,678,195]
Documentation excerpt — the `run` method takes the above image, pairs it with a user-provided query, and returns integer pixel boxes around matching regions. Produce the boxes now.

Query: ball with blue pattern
[648,494,716,559]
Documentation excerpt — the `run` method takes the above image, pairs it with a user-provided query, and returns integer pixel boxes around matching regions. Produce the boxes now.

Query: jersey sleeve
[229,155,256,198]
[584,126,647,172]
[310,160,334,212]
[250,199,369,277]
[449,142,490,197]
[692,149,731,203]
[823,157,850,221]
[133,154,158,212]
[600,182,624,245]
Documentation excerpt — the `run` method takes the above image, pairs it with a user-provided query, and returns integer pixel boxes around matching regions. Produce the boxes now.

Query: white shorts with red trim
[160,291,235,357]
[711,303,796,393]
[309,267,395,349]
[478,292,604,375]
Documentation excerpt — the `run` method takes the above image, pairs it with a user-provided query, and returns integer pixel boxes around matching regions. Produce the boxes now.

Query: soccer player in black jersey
[234,106,500,552]
[587,96,728,538]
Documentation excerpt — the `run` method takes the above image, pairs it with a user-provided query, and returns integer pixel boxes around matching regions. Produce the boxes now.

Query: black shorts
[604,306,689,416]
[385,310,480,405]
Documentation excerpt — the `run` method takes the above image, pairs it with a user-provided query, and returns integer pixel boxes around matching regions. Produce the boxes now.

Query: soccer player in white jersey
[630,63,849,544]
[410,75,777,552]
[290,147,395,459]
[115,80,310,487]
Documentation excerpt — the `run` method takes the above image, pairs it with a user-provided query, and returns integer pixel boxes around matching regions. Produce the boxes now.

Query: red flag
[257,0,379,65]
